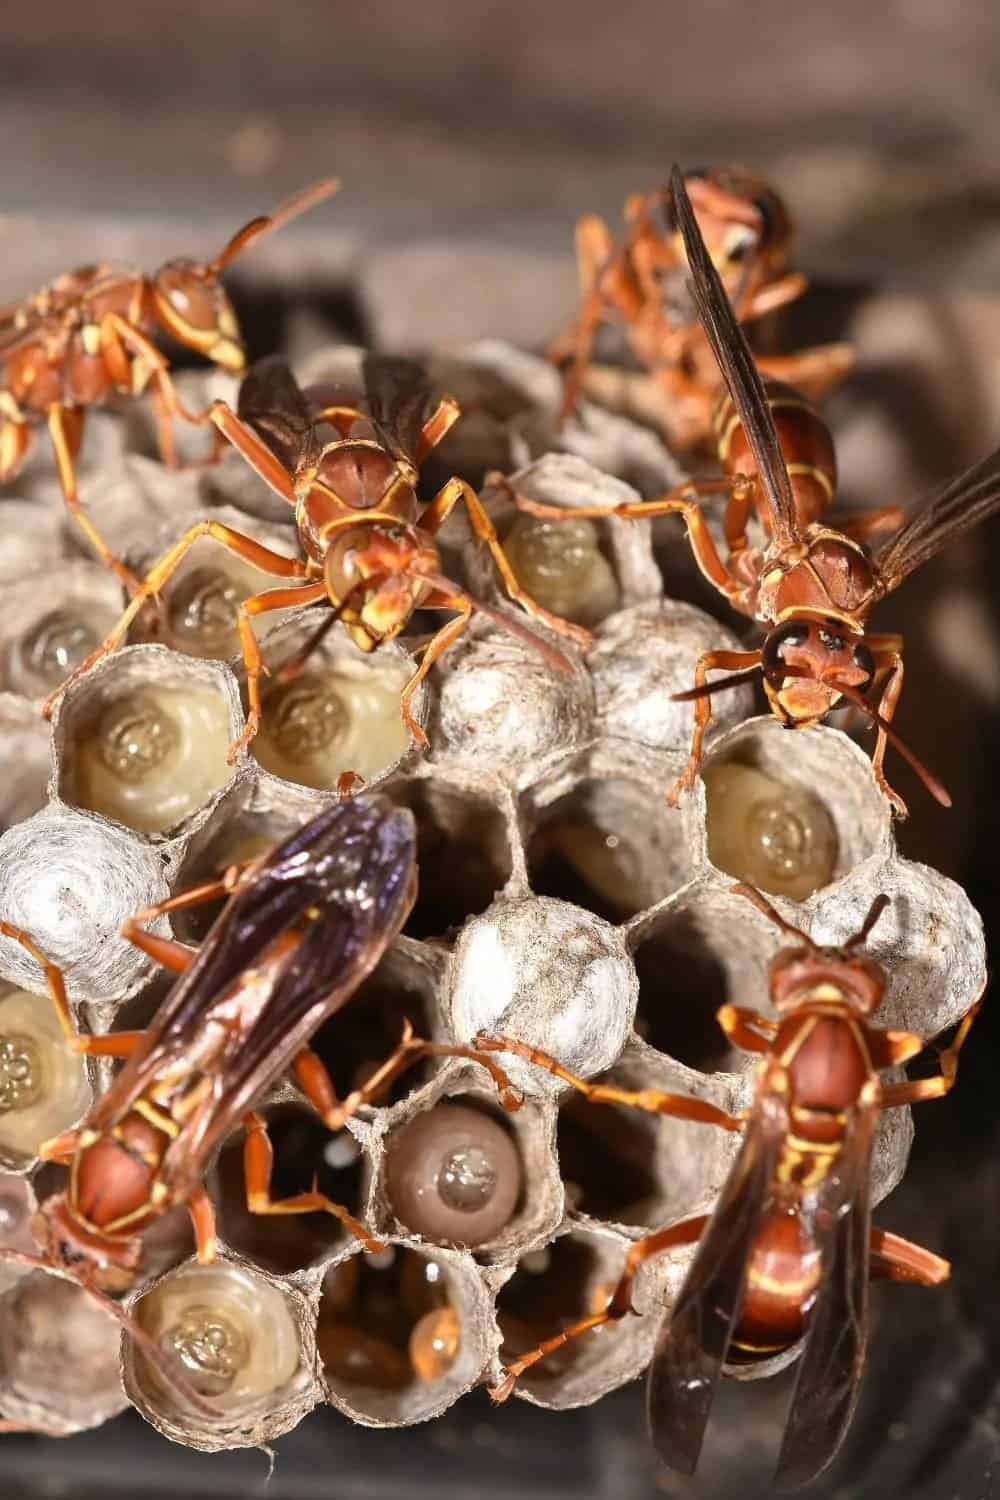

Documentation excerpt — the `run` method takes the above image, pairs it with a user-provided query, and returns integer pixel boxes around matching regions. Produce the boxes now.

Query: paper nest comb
[0,344,985,1449]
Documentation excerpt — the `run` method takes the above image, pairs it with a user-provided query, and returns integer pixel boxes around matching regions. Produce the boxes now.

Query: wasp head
[150,258,245,372]
[323,522,437,646]
[761,616,875,726]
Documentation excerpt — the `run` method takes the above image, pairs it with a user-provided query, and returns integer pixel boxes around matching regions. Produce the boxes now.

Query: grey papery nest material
[0,345,985,1445]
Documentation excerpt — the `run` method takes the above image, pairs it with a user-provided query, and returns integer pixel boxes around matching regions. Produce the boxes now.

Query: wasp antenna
[729,883,813,945]
[847,893,891,949]
[210,177,340,274]
[832,680,952,808]
[670,664,763,703]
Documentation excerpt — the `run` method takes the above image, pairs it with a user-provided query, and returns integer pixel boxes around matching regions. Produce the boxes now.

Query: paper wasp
[476,883,981,1487]
[549,166,852,448]
[0,178,338,592]
[0,795,517,1429]
[42,353,586,758]
[506,165,1000,816]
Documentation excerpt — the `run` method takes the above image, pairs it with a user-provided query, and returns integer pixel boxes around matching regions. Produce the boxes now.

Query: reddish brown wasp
[0,795,518,1430]
[42,354,586,757]
[549,166,853,447]
[476,883,981,1487]
[0,178,338,592]
[510,164,1000,816]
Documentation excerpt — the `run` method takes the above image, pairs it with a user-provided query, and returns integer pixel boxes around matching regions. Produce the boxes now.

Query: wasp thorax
[0,989,90,1170]
[704,762,838,901]
[73,684,232,835]
[385,1101,522,1247]
[253,665,408,789]
[504,515,619,625]
[12,610,101,693]
[128,1261,304,1426]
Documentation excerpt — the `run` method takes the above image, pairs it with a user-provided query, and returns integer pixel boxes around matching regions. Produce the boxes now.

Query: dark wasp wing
[875,445,1000,592]
[647,1087,788,1474]
[669,164,798,548]
[773,1093,877,1490]
[237,355,321,476]
[361,352,432,465]
[97,795,416,1180]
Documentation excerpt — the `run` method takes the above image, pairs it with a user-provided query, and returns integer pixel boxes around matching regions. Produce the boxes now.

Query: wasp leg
[490,1215,709,1401]
[188,1185,219,1264]
[667,648,763,807]
[865,642,907,817]
[422,476,592,648]
[869,1228,949,1285]
[473,1034,742,1130]
[398,588,474,749]
[716,1003,779,1054]
[209,400,298,506]
[879,990,983,1108]
[229,581,329,762]
[242,1110,380,1251]
[41,519,313,722]
[488,473,747,602]
[416,396,462,463]
[47,402,143,595]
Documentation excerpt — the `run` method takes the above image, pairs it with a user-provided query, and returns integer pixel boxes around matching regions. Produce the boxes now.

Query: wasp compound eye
[762,621,810,677]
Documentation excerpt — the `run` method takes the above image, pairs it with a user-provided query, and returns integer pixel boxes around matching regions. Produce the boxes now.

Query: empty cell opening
[319,1246,463,1416]
[214,1106,366,1275]
[525,777,691,922]
[309,949,436,1111]
[388,782,512,941]
[496,1233,629,1393]
[384,1094,525,1249]
[557,1076,659,1227]
[632,901,773,1075]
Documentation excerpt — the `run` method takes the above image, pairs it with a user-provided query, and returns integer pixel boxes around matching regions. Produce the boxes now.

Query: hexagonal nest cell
[0,337,987,1454]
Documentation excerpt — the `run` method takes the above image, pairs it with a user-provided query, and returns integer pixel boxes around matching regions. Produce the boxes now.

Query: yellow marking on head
[81,323,101,356]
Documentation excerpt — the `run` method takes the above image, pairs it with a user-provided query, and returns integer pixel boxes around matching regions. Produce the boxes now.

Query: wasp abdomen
[714,378,836,529]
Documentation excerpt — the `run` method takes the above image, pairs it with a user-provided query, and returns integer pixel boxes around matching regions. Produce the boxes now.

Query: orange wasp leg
[42,519,313,722]
[47,402,144,595]
[491,473,747,602]
[121,861,261,973]
[415,396,462,464]
[300,1019,521,1132]
[398,587,474,750]
[865,640,907,818]
[242,1109,381,1252]
[552,212,623,420]
[716,1003,779,1054]
[209,401,298,506]
[755,344,855,405]
[229,581,329,762]
[666,648,764,808]
[741,272,809,322]
[490,1214,709,1401]
[0,921,145,1064]
[421,476,592,648]
[834,507,905,544]
[869,1228,949,1286]
[878,990,983,1109]
[473,1034,743,1131]
[188,1185,219,1264]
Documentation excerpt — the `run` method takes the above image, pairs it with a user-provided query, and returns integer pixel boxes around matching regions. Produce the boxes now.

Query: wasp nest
[0,344,985,1444]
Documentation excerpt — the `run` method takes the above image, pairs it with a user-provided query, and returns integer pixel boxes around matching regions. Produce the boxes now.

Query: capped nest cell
[0,341,985,1447]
